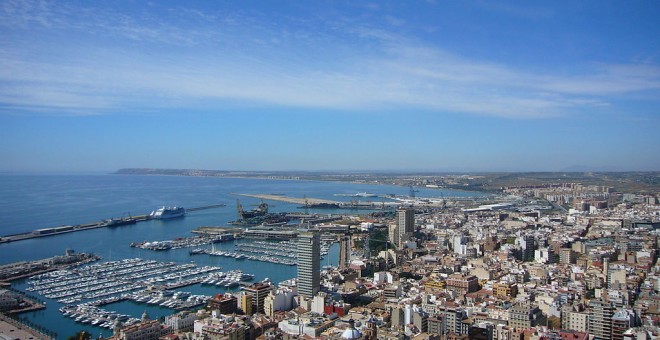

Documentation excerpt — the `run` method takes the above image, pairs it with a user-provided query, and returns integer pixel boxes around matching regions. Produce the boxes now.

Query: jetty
[0,203,226,244]
[233,193,397,211]
[129,233,236,251]
[0,250,100,283]
[233,193,339,205]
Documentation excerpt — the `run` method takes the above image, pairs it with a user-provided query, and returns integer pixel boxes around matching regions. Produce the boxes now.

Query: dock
[187,204,226,212]
[233,193,339,205]
[192,226,245,235]
[0,203,226,244]
[0,251,100,283]
[234,193,395,210]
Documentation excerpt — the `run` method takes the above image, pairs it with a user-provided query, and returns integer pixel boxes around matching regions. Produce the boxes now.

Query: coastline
[111,169,498,194]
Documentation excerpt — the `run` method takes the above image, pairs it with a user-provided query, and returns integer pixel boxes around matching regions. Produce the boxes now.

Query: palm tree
[67,330,91,340]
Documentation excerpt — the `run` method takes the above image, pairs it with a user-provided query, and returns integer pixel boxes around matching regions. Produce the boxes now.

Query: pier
[192,226,245,235]
[0,251,100,283]
[234,193,339,205]
[0,203,227,244]
[234,193,395,210]
[186,204,227,212]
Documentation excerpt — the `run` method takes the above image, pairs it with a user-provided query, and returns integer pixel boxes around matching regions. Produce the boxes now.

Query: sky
[1,1,659,173]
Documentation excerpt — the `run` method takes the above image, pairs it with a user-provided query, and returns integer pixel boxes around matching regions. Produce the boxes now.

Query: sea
[0,174,486,339]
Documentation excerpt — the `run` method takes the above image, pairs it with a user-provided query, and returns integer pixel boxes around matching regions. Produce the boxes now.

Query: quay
[0,250,99,283]
[0,286,47,314]
[192,226,245,235]
[234,193,338,205]
[234,193,394,210]
[0,314,55,340]
[0,203,227,244]
[187,204,226,212]
[129,233,235,251]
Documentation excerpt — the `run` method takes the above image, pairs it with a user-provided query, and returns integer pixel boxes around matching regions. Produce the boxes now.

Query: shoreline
[110,171,496,194]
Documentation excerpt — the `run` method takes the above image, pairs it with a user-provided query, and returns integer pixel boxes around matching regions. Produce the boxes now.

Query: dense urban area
[2,171,660,340]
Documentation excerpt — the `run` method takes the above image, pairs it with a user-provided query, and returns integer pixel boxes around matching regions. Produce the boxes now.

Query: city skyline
[1,1,659,173]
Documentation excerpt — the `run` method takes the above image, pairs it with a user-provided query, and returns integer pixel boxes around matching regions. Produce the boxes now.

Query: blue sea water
[0,174,485,339]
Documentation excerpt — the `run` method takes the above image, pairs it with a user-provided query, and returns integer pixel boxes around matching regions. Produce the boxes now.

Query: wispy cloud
[1,0,659,119]
[473,1,555,20]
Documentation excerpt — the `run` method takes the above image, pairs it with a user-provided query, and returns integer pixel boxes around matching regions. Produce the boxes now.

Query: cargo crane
[236,199,268,220]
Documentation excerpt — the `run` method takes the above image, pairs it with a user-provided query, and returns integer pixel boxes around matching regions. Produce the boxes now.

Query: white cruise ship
[149,206,185,219]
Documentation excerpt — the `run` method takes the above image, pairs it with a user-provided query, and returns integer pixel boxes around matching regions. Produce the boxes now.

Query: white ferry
[149,206,186,219]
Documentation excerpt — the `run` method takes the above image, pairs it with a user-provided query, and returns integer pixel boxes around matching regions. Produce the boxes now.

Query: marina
[199,269,255,288]
[59,304,139,330]
[23,257,255,333]
[129,233,235,251]
[191,239,335,266]
[207,248,297,266]
[123,290,210,310]
[25,258,224,304]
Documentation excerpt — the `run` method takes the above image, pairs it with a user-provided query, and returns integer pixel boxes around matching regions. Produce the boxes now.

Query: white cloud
[1,0,659,119]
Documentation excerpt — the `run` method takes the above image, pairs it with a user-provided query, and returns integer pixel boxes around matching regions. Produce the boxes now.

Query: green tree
[547,315,561,329]
[368,228,392,255]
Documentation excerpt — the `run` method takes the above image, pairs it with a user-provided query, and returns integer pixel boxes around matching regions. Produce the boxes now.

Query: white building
[373,271,394,284]
[312,294,326,315]
[164,311,198,332]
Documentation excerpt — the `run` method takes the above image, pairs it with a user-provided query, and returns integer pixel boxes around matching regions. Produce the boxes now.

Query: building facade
[297,231,320,298]
[339,233,351,269]
[588,299,615,340]
[397,208,415,248]
[243,282,273,314]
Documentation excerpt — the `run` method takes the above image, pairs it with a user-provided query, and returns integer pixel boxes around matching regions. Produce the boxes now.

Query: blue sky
[1,1,659,172]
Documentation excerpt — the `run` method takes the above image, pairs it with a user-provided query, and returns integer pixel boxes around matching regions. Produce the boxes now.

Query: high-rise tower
[339,233,350,269]
[297,231,320,298]
[397,208,415,248]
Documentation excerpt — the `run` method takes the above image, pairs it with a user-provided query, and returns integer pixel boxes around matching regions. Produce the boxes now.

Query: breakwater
[234,193,397,210]
[0,251,100,282]
[0,204,226,244]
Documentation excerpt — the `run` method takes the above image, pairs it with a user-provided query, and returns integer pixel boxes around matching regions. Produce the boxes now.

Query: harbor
[0,174,482,339]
